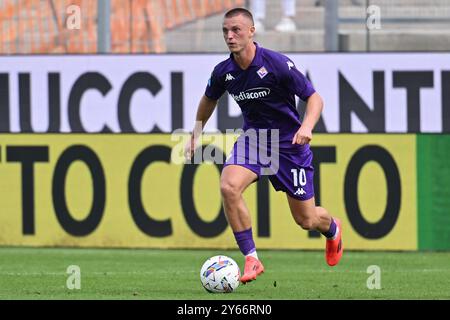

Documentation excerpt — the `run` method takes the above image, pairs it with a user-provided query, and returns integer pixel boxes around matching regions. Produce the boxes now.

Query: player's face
[222,15,255,54]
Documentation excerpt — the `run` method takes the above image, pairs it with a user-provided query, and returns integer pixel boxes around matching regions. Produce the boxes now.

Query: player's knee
[296,218,315,230]
[220,180,241,199]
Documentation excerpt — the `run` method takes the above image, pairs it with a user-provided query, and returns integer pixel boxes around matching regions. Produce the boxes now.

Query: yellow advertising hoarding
[0,134,416,250]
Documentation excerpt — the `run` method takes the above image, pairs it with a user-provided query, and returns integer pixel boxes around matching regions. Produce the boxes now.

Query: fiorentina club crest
[257,66,268,79]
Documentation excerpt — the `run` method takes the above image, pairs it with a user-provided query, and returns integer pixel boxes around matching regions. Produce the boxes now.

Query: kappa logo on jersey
[294,188,306,196]
[287,60,295,70]
[230,87,270,102]
[225,73,235,81]
[257,66,268,79]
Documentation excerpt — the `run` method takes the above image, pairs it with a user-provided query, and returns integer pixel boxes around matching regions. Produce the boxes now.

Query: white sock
[246,250,258,260]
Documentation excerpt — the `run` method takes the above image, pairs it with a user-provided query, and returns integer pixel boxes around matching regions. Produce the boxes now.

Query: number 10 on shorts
[291,168,307,187]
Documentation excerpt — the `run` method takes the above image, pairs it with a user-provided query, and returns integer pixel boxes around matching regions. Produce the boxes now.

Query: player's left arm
[279,56,323,145]
[292,92,323,145]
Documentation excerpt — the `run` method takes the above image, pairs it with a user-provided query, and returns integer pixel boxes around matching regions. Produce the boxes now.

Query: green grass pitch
[0,247,449,300]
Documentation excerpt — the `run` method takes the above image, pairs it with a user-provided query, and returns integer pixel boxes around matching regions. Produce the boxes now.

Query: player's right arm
[184,95,218,160]
[185,66,226,160]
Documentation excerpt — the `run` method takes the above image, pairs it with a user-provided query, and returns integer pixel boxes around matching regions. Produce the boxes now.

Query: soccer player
[185,8,343,283]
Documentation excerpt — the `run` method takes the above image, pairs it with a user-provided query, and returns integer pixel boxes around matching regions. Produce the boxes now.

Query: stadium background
[0,0,450,300]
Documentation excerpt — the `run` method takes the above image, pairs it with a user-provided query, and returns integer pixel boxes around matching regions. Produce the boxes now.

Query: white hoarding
[0,53,448,133]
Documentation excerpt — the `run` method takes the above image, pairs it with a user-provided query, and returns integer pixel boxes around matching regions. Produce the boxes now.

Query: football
[200,255,241,293]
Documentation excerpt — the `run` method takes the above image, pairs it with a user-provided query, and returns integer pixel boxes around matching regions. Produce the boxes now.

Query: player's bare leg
[220,165,256,232]
[220,165,264,283]
[287,195,343,266]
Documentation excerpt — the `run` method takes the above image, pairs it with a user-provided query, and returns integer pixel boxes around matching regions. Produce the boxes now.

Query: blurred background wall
[1,0,449,54]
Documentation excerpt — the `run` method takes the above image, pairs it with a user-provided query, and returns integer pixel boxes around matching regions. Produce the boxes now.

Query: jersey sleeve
[279,58,315,101]
[204,67,226,101]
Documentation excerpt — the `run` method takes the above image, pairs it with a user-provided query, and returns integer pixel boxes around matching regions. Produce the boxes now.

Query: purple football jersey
[205,42,315,149]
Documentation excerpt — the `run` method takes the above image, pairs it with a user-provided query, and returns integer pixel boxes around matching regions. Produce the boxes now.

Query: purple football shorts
[223,136,315,201]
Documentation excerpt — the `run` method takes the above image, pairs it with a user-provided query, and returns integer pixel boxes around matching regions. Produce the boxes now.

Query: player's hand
[292,125,312,145]
[184,136,197,161]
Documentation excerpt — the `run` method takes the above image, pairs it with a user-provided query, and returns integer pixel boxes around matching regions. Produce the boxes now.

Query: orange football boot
[240,256,265,284]
[325,218,343,266]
